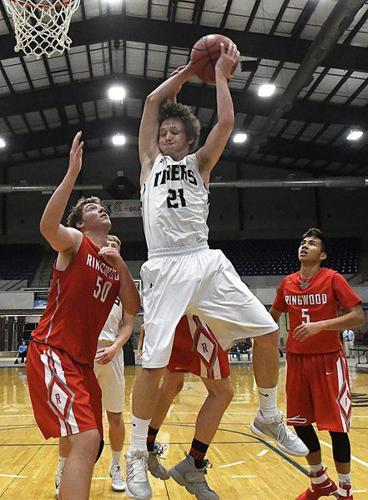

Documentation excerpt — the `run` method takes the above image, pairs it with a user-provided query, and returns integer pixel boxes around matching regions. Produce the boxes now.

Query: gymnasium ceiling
[1,0,368,177]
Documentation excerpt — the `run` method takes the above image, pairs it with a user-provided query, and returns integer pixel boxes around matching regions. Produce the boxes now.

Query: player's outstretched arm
[40,131,84,253]
[197,42,239,180]
[139,64,195,174]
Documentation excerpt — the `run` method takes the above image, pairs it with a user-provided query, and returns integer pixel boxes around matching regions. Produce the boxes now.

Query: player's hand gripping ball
[190,34,238,84]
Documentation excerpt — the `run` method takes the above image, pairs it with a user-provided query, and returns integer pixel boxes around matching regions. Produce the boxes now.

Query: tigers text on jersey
[273,268,361,354]
[32,235,120,364]
[98,298,122,344]
[141,153,209,256]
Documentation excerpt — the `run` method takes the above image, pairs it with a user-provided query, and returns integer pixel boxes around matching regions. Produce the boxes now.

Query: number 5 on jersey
[301,308,310,324]
[93,276,112,303]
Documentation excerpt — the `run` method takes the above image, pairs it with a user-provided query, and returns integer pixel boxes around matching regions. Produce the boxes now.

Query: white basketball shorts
[94,346,125,413]
[141,248,277,368]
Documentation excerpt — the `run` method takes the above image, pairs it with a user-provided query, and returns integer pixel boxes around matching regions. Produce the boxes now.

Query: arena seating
[213,239,359,276]
[0,244,44,284]
[0,239,359,286]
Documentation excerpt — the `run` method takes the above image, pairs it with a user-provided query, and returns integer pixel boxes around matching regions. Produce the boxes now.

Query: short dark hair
[302,227,328,253]
[67,196,101,228]
[159,102,201,152]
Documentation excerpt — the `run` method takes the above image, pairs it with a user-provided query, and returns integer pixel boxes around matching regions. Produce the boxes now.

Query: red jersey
[32,235,120,364]
[273,268,361,354]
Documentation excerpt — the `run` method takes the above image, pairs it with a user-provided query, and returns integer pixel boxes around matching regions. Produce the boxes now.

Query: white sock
[258,386,278,419]
[338,472,351,485]
[128,415,150,453]
[310,463,324,475]
[111,449,122,465]
[57,456,67,474]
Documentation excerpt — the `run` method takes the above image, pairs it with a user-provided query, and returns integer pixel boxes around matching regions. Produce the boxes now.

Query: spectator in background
[15,339,28,364]
[342,329,355,358]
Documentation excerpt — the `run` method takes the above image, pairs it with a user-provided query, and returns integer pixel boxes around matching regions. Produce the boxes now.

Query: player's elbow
[354,308,365,327]
[145,92,160,106]
[125,298,140,316]
[217,118,234,136]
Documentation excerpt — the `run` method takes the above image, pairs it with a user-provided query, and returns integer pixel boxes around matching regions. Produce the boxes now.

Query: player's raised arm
[196,42,239,180]
[40,131,84,253]
[138,65,195,178]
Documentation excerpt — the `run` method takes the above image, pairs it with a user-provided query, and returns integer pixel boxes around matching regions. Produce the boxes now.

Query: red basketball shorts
[167,315,230,379]
[26,341,103,439]
[286,351,351,432]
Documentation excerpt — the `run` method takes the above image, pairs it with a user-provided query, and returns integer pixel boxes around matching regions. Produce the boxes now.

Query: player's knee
[207,380,234,404]
[71,429,100,461]
[162,374,184,396]
[294,425,320,454]
[329,431,351,463]
[106,411,123,427]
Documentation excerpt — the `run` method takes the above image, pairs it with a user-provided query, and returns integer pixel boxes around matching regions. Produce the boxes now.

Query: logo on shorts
[149,282,155,288]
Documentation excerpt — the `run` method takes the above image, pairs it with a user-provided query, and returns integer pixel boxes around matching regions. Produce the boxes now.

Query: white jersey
[141,153,209,257]
[98,297,122,344]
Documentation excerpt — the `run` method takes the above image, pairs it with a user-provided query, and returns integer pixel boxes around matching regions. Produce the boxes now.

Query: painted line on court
[257,450,269,457]
[231,475,257,478]
[219,460,245,468]
[320,440,368,468]
[169,422,310,476]
[0,474,27,479]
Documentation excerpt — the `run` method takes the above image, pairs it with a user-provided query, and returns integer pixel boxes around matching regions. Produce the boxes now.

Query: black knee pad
[294,425,320,454]
[95,439,104,463]
[329,431,351,463]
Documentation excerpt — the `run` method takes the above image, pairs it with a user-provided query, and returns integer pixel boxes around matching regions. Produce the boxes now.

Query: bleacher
[0,240,360,291]
[0,244,44,285]
[214,239,359,277]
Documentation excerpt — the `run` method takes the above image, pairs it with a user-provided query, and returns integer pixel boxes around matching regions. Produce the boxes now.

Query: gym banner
[33,291,49,309]
[102,200,141,218]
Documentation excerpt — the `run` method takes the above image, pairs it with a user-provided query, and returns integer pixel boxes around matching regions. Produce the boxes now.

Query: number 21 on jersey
[167,188,186,208]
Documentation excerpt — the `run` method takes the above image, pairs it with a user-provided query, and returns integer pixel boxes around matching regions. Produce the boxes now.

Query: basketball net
[4,0,80,58]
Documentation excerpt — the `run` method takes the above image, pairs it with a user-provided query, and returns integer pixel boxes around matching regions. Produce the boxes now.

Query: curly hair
[66,196,101,228]
[159,102,201,152]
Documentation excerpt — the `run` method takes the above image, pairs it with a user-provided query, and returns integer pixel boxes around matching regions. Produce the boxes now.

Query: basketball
[190,34,237,84]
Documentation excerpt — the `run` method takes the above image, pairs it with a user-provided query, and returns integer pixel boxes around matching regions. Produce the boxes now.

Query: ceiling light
[233,133,248,144]
[0,137,6,148]
[346,129,363,142]
[112,134,126,146]
[258,83,276,98]
[108,85,127,102]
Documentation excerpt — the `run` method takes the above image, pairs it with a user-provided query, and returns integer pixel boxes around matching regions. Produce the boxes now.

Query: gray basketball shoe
[170,454,219,500]
[250,410,309,456]
[125,450,152,500]
[109,463,126,492]
[147,442,170,480]
[55,469,62,499]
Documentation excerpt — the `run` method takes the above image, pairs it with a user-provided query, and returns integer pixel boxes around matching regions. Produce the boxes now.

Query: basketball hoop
[4,0,80,58]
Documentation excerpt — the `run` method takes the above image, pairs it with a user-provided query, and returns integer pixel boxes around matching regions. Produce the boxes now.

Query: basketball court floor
[0,364,367,499]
